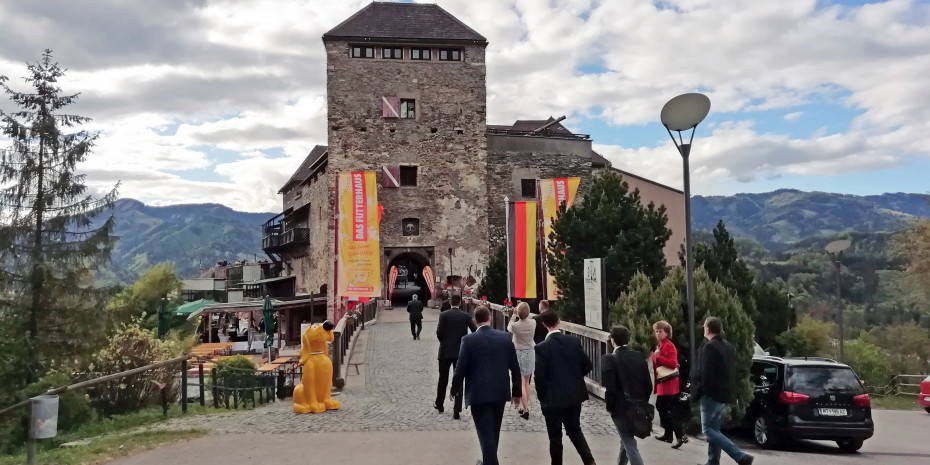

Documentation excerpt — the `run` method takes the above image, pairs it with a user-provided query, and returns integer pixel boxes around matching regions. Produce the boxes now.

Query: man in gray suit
[451,306,521,465]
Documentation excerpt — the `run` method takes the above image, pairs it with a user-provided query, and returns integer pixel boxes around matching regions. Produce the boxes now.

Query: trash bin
[30,395,59,439]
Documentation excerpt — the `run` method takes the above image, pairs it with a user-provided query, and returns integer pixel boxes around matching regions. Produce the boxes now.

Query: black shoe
[654,434,673,443]
[737,454,754,465]
[521,410,529,420]
[453,411,461,420]
[433,402,444,413]
[672,436,689,449]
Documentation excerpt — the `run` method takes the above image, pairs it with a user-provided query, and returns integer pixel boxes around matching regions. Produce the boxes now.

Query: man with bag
[602,325,653,465]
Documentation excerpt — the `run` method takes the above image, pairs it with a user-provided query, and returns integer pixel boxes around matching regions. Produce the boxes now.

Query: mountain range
[97,190,930,285]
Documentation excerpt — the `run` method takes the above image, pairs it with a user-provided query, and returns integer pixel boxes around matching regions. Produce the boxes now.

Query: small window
[382,47,403,59]
[402,218,420,236]
[438,49,461,61]
[400,166,418,186]
[400,99,416,119]
[411,48,431,60]
[521,179,536,198]
[351,46,374,58]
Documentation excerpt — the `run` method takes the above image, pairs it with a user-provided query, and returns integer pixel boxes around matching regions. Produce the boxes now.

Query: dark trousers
[471,402,506,465]
[656,395,684,440]
[410,319,422,338]
[435,358,463,412]
[541,404,595,465]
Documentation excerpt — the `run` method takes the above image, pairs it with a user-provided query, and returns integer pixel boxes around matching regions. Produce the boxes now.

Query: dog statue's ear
[323,320,335,331]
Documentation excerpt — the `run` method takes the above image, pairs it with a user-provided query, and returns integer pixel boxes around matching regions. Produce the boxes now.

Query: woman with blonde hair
[507,301,536,420]
[652,320,687,448]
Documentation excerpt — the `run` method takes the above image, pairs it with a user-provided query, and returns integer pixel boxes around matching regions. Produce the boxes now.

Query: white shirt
[545,329,561,340]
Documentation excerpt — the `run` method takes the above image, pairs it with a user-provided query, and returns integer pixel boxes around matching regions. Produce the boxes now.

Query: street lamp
[661,93,711,372]
[825,239,852,362]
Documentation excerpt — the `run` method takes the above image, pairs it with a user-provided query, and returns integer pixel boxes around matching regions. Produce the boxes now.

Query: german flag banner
[538,177,581,300]
[507,200,537,299]
[337,171,381,298]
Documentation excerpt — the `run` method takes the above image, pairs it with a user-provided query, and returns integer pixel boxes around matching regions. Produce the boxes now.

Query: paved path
[107,307,927,465]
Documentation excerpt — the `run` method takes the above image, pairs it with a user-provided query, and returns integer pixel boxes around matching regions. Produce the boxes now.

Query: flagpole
[504,196,512,304]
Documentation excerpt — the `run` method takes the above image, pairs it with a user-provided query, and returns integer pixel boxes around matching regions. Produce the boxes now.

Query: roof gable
[279,145,328,193]
[324,2,487,44]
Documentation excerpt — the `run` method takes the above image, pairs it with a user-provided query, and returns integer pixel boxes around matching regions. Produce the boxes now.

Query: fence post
[199,362,205,407]
[181,359,188,414]
[212,367,219,409]
[332,328,344,388]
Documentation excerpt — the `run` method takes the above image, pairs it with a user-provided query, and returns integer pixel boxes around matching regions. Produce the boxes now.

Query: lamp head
[825,239,852,254]
[661,93,711,131]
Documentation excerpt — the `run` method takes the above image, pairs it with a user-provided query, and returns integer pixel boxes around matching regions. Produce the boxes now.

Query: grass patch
[0,429,206,465]
[871,395,922,410]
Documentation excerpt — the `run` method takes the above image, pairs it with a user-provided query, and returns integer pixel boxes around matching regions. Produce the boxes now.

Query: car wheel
[836,439,863,452]
[925,407,930,414]
[753,415,779,448]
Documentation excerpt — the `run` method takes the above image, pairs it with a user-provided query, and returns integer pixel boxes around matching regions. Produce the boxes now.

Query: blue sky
[1,0,928,211]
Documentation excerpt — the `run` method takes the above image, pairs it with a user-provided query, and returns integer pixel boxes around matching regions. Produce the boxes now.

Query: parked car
[745,355,874,452]
[919,374,930,413]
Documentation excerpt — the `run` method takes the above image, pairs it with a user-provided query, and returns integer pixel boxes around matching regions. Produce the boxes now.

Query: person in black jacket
[692,317,753,465]
[602,326,651,465]
[407,294,425,340]
[532,300,551,344]
[434,294,476,418]
[534,311,596,465]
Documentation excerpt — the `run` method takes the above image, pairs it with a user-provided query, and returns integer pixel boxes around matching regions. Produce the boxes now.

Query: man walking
[451,306,521,465]
[407,294,424,340]
[435,294,476,418]
[693,317,753,465]
[532,300,551,344]
[602,326,651,465]
[534,311,597,465]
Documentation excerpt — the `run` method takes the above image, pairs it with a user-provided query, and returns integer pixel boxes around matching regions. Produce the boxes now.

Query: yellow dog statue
[293,320,341,414]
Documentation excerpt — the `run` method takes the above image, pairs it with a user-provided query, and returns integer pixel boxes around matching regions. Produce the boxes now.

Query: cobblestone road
[151,308,617,436]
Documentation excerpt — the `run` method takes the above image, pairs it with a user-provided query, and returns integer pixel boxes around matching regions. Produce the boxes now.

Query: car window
[751,362,777,387]
[785,367,864,395]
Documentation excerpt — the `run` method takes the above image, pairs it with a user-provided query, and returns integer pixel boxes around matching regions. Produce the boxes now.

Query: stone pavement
[115,306,769,464]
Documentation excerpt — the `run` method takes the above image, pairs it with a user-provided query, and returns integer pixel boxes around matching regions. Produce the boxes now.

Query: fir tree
[547,173,671,324]
[0,50,119,385]
[476,245,507,304]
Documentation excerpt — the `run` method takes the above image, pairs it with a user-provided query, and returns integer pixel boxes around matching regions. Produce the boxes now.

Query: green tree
[892,218,930,299]
[0,50,118,384]
[548,173,671,323]
[477,245,507,304]
[107,262,183,332]
[777,314,835,357]
[842,338,892,393]
[610,266,756,425]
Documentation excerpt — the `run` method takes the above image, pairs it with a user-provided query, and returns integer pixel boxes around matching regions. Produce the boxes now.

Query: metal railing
[331,299,378,388]
[486,302,610,398]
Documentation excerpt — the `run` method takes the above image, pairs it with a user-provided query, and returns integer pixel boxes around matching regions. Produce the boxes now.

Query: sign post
[583,258,606,329]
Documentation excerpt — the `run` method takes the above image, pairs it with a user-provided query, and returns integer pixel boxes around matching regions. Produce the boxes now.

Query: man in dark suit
[532,299,551,344]
[435,294,476,418]
[534,311,597,465]
[451,306,521,465]
[602,326,652,465]
[406,294,424,340]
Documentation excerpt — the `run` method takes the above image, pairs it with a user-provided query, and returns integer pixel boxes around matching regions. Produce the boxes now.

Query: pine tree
[476,245,507,304]
[547,173,671,324]
[0,50,119,385]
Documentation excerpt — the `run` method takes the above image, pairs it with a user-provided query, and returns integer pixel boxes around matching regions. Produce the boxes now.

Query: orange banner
[337,171,381,297]
[538,177,581,300]
[422,266,436,299]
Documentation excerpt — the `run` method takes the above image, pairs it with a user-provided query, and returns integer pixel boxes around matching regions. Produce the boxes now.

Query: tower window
[438,49,461,61]
[400,166,418,186]
[383,47,403,59]
[351,46,374,58]
[400,99,416,119]
[521,179,536,198]
[411,48,431,60]
[402,218,420,236]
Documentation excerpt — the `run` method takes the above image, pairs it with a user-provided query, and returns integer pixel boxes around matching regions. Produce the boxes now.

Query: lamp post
[661,93,711,372]
[825,239,852,362]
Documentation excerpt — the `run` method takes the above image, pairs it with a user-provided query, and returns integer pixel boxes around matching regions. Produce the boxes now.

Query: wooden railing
[487,302,610,399]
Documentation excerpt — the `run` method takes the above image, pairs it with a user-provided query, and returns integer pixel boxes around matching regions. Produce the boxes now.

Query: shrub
[209,355,257,408]
[0,372,96,454]
[777,315,836,357]
[842,338,893,393]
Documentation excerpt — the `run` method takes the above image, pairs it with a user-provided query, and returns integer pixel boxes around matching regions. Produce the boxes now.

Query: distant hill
[691,190,930,251]
[97,199,274,285]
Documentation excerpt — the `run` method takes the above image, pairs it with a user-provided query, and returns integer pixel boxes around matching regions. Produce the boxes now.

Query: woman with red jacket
[652,320,687,448]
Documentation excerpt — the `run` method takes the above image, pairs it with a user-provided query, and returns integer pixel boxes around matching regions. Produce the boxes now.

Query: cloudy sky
[1,0,928,213]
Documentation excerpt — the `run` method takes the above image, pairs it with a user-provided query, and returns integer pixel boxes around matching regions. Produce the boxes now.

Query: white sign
[583,258,603,329]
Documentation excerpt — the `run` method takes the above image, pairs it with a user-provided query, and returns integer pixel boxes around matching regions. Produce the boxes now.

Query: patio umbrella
[174,298,218,317]
[262,295,275,348]
[157,298,170,339]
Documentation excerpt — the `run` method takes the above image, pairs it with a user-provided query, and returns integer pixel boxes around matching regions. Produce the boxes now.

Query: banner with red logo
[538,177,581,300]
[337,171,381,297]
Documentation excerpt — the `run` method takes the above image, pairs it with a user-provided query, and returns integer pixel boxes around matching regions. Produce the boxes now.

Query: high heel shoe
[671,436,689,449]
[521,410,529,420]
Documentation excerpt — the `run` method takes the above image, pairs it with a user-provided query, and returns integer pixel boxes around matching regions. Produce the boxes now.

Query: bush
[777,315,836,357]
[209,355,257,408]
[842,338,893,393]
[0,372,96,454]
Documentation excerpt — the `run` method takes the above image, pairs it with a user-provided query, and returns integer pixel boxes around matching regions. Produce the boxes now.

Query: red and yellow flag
[538,177,581,300]
[337,171,381,297]
[507,201,537,299]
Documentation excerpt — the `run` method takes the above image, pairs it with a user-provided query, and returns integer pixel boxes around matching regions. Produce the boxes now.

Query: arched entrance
[385,249,431,306]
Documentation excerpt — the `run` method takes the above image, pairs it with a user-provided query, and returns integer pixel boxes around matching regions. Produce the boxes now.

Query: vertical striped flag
[538,177,581,300]
[507,200,537,299]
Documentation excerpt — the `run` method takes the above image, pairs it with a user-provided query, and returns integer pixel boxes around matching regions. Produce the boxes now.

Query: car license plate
[819,408,847,416]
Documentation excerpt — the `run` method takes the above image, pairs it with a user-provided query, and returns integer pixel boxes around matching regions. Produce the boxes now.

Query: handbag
[624,396,655,439]
[656,365,680,384]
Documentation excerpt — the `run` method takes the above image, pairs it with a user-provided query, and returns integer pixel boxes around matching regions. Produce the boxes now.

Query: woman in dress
[652,320,687,448]
[507,301,536,420]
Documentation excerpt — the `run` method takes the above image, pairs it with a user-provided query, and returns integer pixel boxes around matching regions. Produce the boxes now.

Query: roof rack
[785,356,840,364]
